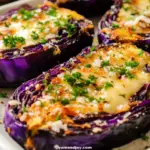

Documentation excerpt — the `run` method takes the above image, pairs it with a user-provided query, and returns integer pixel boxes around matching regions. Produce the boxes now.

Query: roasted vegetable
[4,43,150,150]
[48,0,113,17]
[0,1,94,87]
[98,0,150,52]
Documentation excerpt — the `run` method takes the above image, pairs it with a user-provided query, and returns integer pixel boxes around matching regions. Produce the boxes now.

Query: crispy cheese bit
[28,116,44,130]
[7,128,11,134]
[25,138,34,150]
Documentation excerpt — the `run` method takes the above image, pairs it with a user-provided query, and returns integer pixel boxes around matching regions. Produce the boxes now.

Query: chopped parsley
[123,6,129,11]
[104,82,113,89]
[110,61,139,79]
[99,56,102,60]
[131,26,136,31]
[125,61,139,68]
[40,38,47,44]
[72,87,88,97]
[90,46,96,52]
[40,101,45,107]
[12,16,18,21]
[112,23,120,29]
[141,134,149,141]
[117,67,135,79]
[138,49,144,56]
[126,72,135,79]
[31,31,39,40]
[45,84,53,93]
[66,23,77,37]
[46,7,57,17]
[61,99,70,105]
[72,72,82,79]
[101,60,110,68]
[39,27,45,33]
[55,18,68,27]
[55,18,77,37]
[85,64,92,68]
[4,22,11,27]
[43,79,48,86]
[56,113,61,121]
[22,105,28,113]
[3,35,25,48]
[64,74,76,85]
[88,75,97,83]
[0,92,7,98]
[19,8,34,20]
[98,97,105,103]
[64,71,98,88]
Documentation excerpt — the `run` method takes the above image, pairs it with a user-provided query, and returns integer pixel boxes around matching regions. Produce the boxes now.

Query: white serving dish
[0,0,150,150]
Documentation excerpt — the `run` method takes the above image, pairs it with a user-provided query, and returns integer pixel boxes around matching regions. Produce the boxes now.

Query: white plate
[0,0,150,150]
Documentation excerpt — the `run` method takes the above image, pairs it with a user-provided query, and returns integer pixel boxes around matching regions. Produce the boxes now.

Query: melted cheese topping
[19,43,150,131]
[0,1,83,50]
[118,0,150,33]
[102,0,150,42]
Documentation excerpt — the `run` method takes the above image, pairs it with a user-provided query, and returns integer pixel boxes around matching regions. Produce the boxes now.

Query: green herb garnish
[125,61,139,68]
[55,18,77,37]
[64,74,76,85]
[56,113,61,121]
[3,35,25,48]
[116,67,135,79]
[22,105,28,113]
[85,64,92,68]
[0,92,7,98]
[61,99,70,105]
[41,38,47,44]
[31,31,39,40]
[138,49,144,56]
[40,101,45,107]
[88,75,97,83]
[46,7,57,17]
[39,27,45,33]
[141,134,149,141]
[126,71,135,79]
[90,46,96,52]
[131,26,136,31]
[19,8,34,20]
[4,22,11,27]
[45,84,53,93]
[72,87,88,97]
[123,6,129,11]
[66,24,76,37]
[72,72,82,79]
[104,82,113,89]
[101,60,110,68]
[12,16,18,21]
[43,79,48,86]
[98,97,105,102]
[112,23,120,29]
